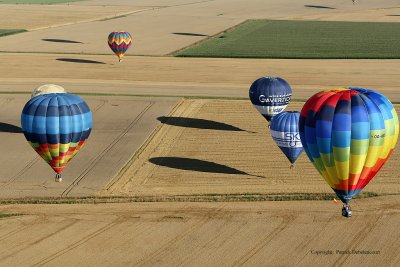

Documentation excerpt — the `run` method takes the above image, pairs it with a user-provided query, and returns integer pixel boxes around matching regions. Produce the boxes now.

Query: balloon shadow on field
[42,38,83,44]
[387,14,400,16]
[149,157,264,178]
[172,32,209,37]
[0,122,22,133]
[56,58,106,64]
[304,5,336,9]
[157,116,255,133]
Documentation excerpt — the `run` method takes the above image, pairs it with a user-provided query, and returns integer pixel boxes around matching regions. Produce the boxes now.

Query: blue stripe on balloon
[351,106,369,122]
[21,113,92,135]
[351,122,370,139]
[378,103,392,120]
[350,94,365,107]
[335,100,351,114]
[333,189,362,204]
[24,129,91,144]
[22,102,90,117]
[316,120,333,138]
[316,105,335,121]
[333,114,351,131]
[305,110,317,127]
[316,137,332,153]
[368,113,384,130]
[332,131,351,147]
[308,143,320,158]
[304,126,316,144]
[22,94,90,117]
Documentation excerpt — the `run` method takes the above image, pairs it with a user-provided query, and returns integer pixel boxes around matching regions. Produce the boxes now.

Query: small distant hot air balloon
[270,111,303,167]
[108,31,132,62]
[299,88,399,217]
[31,84,65,98]
[21,89,93,182]
[249,76,292,124]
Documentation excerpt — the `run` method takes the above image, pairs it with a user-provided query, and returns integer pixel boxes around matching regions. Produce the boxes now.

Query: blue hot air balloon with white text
[249,76,292,123]
[270,111,303,167]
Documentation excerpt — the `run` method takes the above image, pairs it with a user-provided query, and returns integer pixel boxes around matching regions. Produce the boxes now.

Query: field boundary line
[27,7,156,31]
[61,101,155,197]
[169,19,250,56]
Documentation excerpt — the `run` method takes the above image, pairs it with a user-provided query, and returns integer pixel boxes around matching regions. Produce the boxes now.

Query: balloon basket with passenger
[341,204,352,218]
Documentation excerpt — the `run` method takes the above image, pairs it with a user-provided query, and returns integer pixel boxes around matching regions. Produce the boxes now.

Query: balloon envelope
[32,84,66,98]
[21,93,92,174]
[299,88,399,204]
[270,111,303,164]
[108,31,132,61]
[249,76,292,122]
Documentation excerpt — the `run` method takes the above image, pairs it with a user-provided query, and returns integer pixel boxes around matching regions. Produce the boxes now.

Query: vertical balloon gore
[21,92,93,180]
[270,111,304,165]
[249,76,292,122]
[108,31,132,61]
[299,88,399,207]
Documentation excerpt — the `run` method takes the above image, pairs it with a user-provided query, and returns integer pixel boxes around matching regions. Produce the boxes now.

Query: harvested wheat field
[103,99,400,197]
[0,4,149,30]
[0,197,399,266]
[1,54,400,102]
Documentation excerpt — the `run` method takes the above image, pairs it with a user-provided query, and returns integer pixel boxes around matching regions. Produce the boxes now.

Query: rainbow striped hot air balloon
[299,88,399,217]
[108,31,132,62]
[21,91,92,182]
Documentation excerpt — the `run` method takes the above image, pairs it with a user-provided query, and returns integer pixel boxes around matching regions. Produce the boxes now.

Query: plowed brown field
[0,198,399,266]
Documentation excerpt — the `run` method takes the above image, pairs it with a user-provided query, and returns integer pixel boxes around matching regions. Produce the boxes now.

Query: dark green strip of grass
[0,91,399,104]
[0,191,384,204]
[0,0,82,4]
[0,213,23,218]
[176,20,400,59]
[0,29,27,37]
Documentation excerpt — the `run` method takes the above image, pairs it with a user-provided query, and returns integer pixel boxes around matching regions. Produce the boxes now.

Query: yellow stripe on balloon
[334,160,350,180]
[320,170,335,188]
[364,145,382,167]
[349,154,367,174]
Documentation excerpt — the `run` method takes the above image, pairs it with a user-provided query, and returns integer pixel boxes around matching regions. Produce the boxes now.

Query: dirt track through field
[103,99,400,197]
[0,198,399,266]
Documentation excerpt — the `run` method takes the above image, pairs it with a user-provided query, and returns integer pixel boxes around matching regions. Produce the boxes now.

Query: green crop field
[176,20,400,59]
[0,0,82,4]
[0,29,26,37]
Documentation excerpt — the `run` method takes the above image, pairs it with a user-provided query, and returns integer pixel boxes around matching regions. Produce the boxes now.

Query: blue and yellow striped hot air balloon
[21,90,92,182]
[299,88,399,217]
[108,31,132,62]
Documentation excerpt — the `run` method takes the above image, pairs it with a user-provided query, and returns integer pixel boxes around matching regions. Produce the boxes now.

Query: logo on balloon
[270,130,302,148]
[273,107,284,113]
[258,94,291,105]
